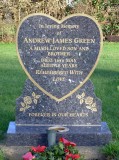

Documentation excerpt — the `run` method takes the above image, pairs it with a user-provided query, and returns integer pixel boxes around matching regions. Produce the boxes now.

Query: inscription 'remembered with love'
[17,13,103,102]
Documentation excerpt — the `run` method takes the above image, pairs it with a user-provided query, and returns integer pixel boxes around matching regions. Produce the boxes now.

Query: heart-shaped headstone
[17,14,103,102]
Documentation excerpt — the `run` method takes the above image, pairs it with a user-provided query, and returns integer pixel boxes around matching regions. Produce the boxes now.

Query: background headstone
[7,13,112,146]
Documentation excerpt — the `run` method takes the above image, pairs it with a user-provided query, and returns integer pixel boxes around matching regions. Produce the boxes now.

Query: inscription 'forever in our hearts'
[17,13,103,102]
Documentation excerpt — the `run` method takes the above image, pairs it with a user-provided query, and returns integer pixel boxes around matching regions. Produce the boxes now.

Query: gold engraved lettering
[70,70,83,75]
[66,46,77,51]
[45,24,60,29]
[63,113,69,117]
[54,59,65,63]
[69,113,75,117]
[49,45,77,51]
[24,38,29,43]
[30,45,89,52]
[80,112,88,117]
[61,24,79,29]
[48,52,70,57]
[53,38,72,44]
[78,47,89,51]
[40,63,61,68]
[52,113,57,117]
[57,112,88,117]
[58,113,63,117]
[74,38,95,43]
[28,112,88,117]
[41,58,53,63]
[36,70,68,75]
[62,64,77,68]
[41,24,79,29]
[30,46,49,51]
[52,77,66,82]
[24,38,52,43]
[66,59,76,63]
[56,31,62,36]
[24,38,75,44]
[39,24,44,28]
[29,113,51,117]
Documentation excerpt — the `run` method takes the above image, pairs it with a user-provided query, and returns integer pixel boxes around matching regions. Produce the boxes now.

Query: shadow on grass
[93,68,119,79]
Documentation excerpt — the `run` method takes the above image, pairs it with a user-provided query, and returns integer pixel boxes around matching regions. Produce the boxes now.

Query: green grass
[0,42,119,143]
[91,42,119,141]
[0,43,26,138]
[0,149,5,160]
[102,141,119,159]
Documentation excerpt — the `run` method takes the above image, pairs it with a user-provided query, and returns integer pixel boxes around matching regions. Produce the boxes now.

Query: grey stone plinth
[7,122,112,146]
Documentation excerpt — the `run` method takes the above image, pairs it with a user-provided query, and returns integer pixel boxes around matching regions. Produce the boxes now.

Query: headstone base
[7,122,112,146]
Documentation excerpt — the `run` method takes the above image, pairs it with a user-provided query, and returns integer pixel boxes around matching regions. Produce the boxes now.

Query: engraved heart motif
[17,13,103,102]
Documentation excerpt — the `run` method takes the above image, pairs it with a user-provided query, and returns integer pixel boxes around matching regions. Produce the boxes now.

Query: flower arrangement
[23,138,84,160]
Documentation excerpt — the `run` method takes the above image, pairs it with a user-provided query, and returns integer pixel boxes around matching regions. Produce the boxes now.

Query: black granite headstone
[7,13,111,146]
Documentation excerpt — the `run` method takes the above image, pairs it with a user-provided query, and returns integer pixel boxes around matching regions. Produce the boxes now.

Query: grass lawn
[0,42,119,143]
